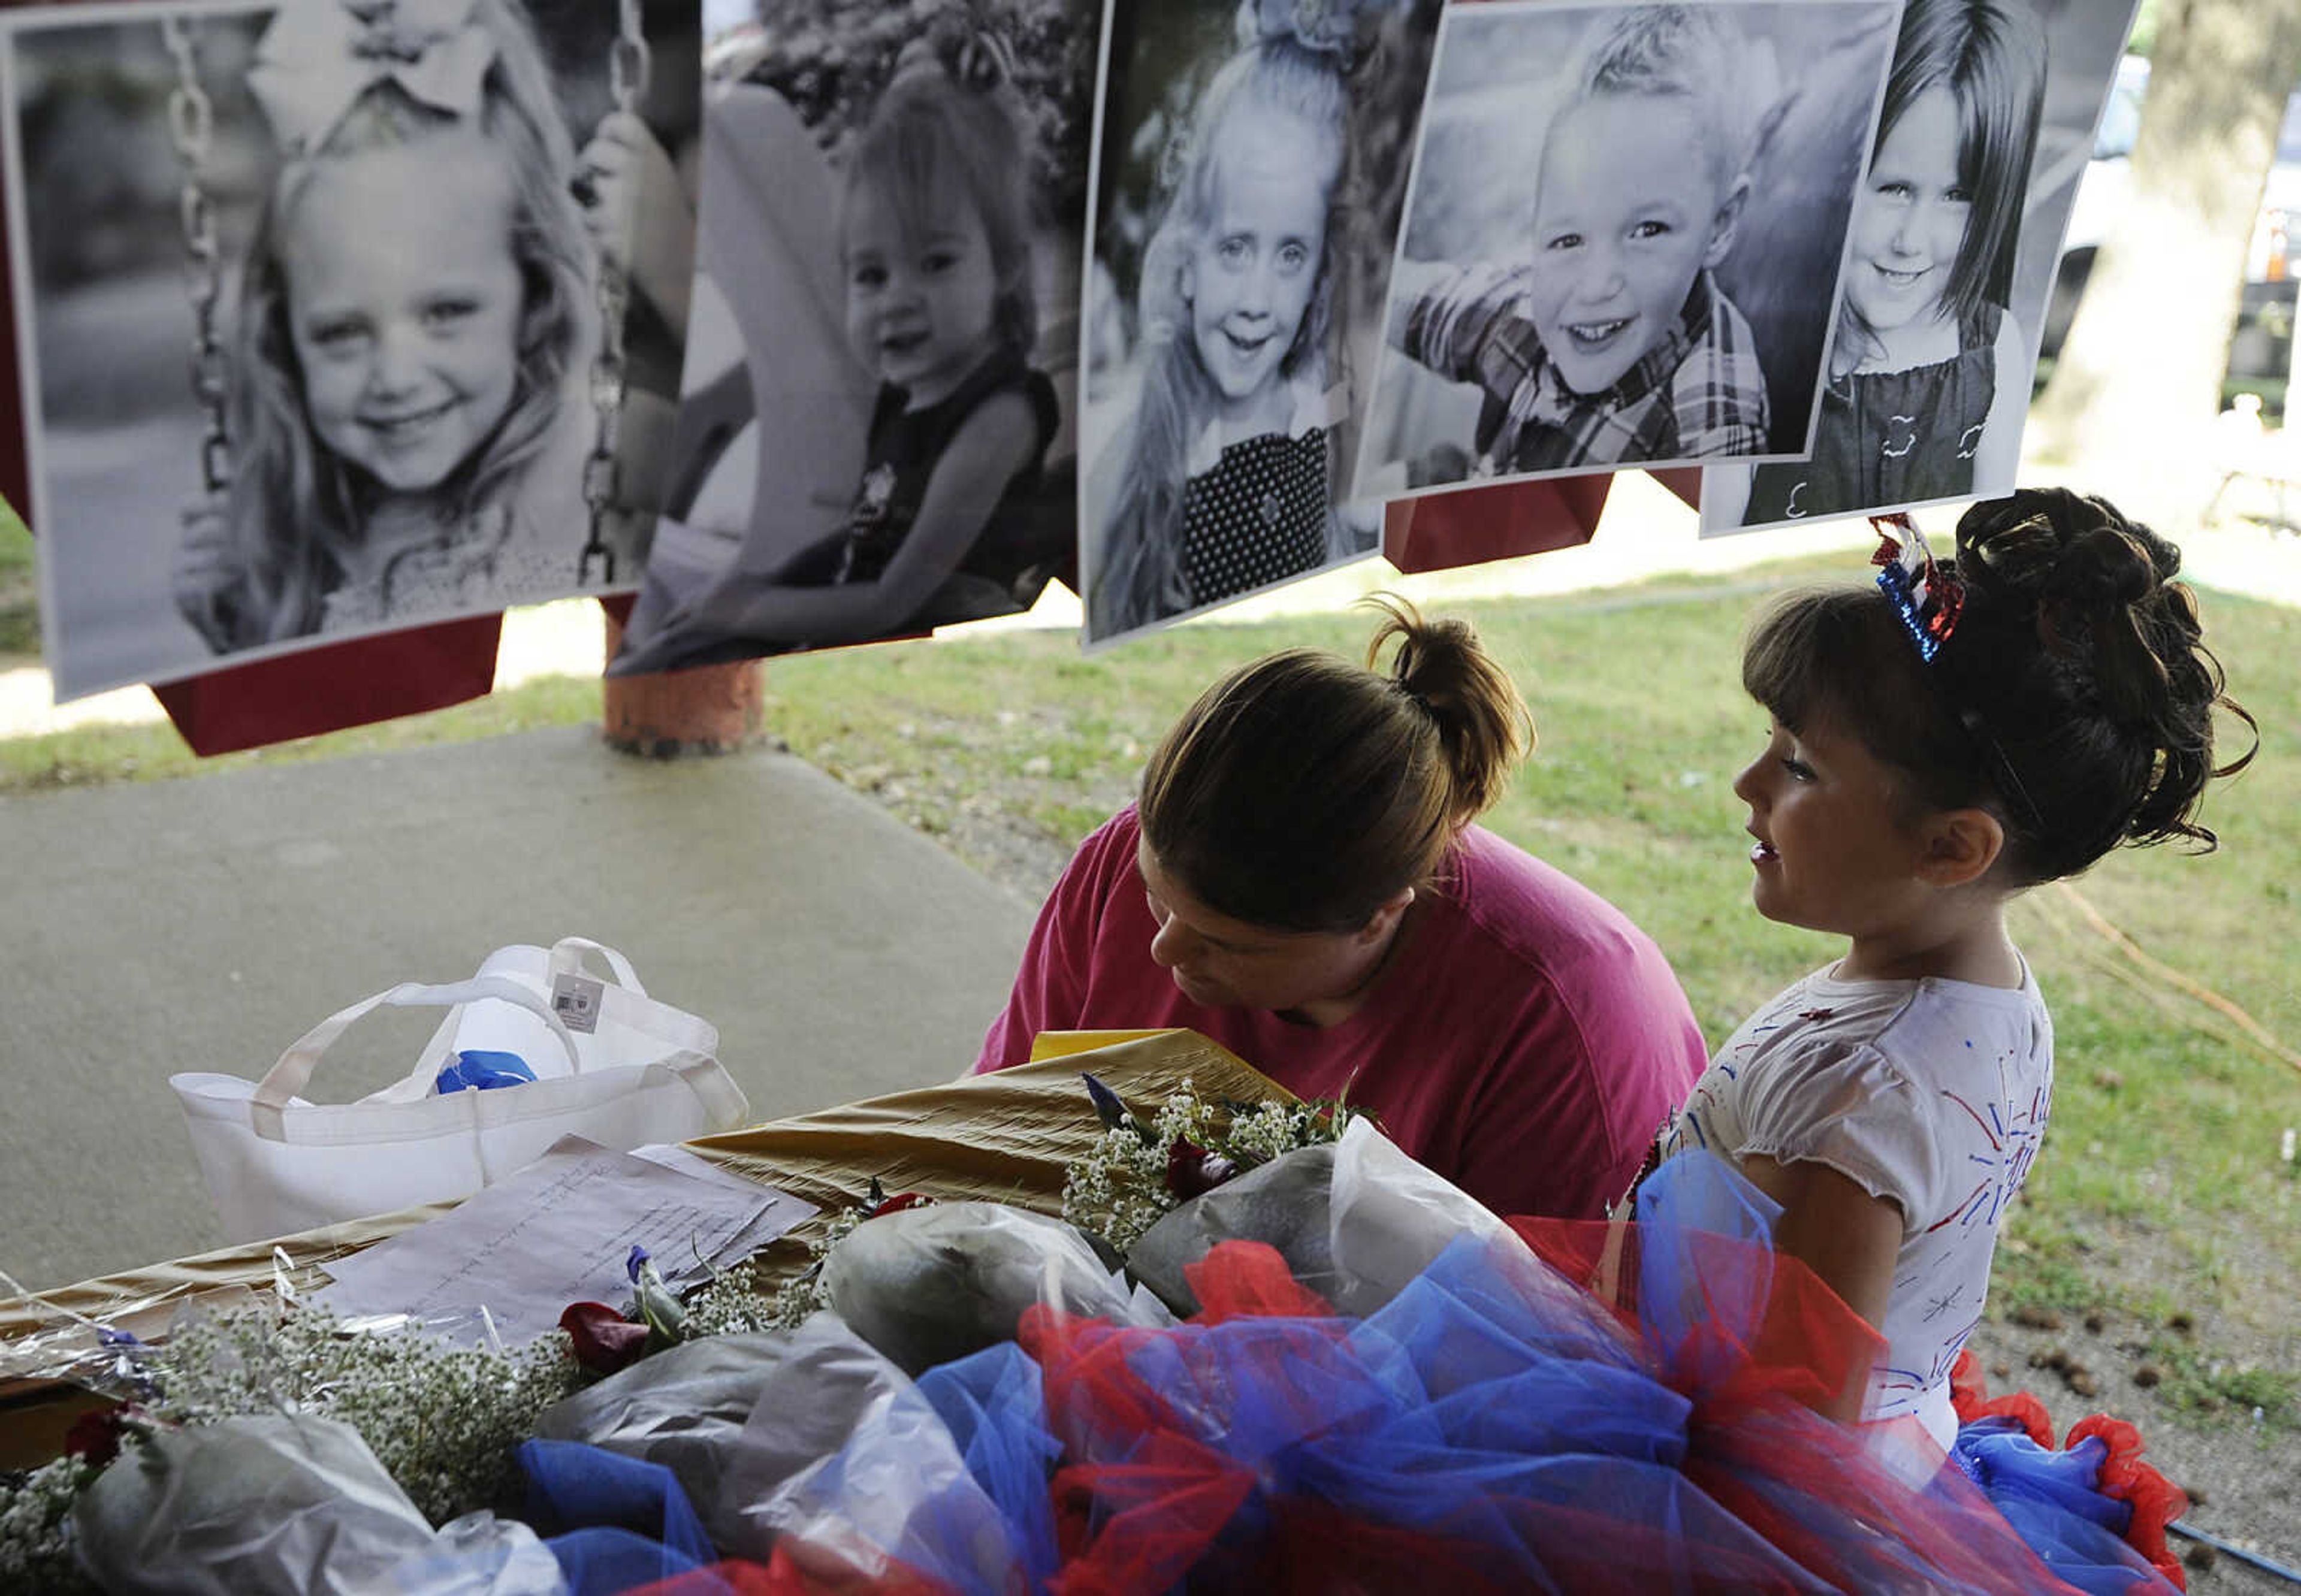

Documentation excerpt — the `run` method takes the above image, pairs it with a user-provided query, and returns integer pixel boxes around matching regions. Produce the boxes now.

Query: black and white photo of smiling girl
[1079,0,1441,644]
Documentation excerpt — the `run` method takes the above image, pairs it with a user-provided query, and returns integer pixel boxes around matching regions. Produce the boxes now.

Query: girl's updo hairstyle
[1743,488,2255,887]
[1138,595,1532,932]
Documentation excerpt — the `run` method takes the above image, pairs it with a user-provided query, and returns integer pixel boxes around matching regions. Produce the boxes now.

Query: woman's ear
[1356,885,1417,946]
[1917,807,2005,888]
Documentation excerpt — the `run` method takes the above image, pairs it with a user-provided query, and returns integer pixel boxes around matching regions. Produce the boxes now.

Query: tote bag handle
[548,935,646,997]
[250,977,582,1139]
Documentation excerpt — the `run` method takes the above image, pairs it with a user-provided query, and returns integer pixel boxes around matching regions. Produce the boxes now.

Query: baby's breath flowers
[1061,1074,1365,1253]
[1,1302,578,1588]
[149,1302,579,1526]
[0,1454,99,1595]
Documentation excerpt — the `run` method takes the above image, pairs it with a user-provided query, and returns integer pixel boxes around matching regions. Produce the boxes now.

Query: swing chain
[162,16,231,493]
[577,0,654,588]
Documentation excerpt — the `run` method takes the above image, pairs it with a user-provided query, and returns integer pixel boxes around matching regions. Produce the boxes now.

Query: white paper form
[316,1137,811,1344]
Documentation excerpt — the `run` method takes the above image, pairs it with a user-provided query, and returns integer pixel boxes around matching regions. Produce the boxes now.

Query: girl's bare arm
[1736,1152,1903,1420]
[679,388,1040,646]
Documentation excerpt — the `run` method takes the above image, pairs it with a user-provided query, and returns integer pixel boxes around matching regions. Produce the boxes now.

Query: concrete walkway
[0,726,1032,1291]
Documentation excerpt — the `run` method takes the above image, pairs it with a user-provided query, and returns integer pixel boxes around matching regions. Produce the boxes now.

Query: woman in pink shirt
[976,598,1706,1218]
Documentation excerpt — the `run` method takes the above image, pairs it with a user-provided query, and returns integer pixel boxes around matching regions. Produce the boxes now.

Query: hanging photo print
[1,0,700,703]
[1701,0,2143,534]
[1077,0,1442,646]
[1356,0,1901,513]
[605,0,1099,676]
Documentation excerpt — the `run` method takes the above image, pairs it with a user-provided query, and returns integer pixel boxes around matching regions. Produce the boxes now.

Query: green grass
[0,672,606,790]
[0,498,35,655]
[2139,1328,2300,1428]
[5,549,2299,1396]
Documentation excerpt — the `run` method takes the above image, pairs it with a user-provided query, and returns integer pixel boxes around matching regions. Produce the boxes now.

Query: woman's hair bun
[1361,593,1531,825]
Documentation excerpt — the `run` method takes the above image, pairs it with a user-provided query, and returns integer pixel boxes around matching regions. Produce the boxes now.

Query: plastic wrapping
[743,1350,1024,1596]
[529,1325,828,1564]
[1125,1145,1338,1317]
[1127,1118,1520,1320]
[1322,1116,1518,1316]
[823,1201,1146,1376]
[70,1412,561,1595]
[378,1512,569,1595]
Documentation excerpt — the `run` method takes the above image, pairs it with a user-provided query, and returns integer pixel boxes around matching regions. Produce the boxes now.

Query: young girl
[608,38,1059,675]
[1719,0,2045,528]
[1654,488,2252,1449]
[1088,37,1352,640]
[173,0,596,651]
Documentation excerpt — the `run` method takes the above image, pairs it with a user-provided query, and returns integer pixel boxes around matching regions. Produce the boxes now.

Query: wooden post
[597,596,765,757]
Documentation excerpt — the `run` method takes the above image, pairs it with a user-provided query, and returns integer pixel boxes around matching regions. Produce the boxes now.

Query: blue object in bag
[434,1049,538,1095]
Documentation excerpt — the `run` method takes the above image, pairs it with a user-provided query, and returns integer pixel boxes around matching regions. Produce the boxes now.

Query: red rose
[561,1301,651,1377]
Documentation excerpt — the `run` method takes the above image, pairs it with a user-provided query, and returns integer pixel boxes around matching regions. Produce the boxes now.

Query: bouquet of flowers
[1060,1071,1366,1253]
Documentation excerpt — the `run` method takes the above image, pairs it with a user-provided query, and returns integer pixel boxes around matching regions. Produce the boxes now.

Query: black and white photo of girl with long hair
[170,0,599,654]
[1081,0,1439,643]
[4,0,699,702]
[1702,0,2143,533]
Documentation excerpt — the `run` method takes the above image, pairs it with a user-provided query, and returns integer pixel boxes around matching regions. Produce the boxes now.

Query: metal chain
[161,17,230,494]
[577,0,654,587]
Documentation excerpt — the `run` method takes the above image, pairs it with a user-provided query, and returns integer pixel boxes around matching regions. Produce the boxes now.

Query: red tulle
[1046,1432,1256,1595]
[1506,1217,2108,1594]
[626,1548,956,1595]
[2067,1416,2189,1591]
[1182,1238,1336,1323]
[1023,1277,1370,1594]
[1950,1348,2056,1447]
[1508,1213,1884,1419]
[1024,1238,2109,1595]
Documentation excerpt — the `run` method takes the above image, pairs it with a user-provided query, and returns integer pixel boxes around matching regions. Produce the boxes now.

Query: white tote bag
[171,939,751,1243]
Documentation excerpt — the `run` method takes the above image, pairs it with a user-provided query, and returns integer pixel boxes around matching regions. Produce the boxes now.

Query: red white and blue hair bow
[1871,512,1962,661]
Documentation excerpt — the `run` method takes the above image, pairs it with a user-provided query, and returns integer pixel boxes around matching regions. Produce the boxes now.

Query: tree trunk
[2029,0,2301,521]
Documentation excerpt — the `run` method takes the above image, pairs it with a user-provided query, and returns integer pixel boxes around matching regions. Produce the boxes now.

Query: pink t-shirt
[974,806,1706,1218]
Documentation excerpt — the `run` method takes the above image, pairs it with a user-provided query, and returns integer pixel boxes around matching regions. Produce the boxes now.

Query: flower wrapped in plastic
[70,1412,560,1595]
[1128,1114,1512,1317]
[822,1201,1160,1377]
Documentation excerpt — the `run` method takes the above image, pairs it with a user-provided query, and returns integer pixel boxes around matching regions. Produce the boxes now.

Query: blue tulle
[519,1438,714,1591]
[915,1343,1064,1588]
[1950,1421,2173,1595]
[1633,1144,1784,1384]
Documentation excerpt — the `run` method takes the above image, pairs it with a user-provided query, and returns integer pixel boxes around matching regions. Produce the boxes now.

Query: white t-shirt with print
[1656,960,2054,1448]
